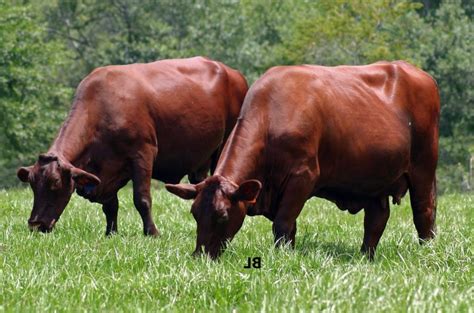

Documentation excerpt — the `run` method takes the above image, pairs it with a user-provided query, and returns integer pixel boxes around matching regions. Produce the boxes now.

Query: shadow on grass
[295,233,362,263]
[294,233,425,264]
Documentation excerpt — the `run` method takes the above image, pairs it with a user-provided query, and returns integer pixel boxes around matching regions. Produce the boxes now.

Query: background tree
[0,2,72,186]
[277,0,426,65]
[0,0,472,192]
[421,0,474,192]
[422,0,473,138]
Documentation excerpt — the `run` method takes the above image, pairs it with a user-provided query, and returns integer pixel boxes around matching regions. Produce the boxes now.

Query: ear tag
[84,183,96,194]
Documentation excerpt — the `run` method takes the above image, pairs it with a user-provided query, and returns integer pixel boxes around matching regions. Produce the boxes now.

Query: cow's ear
[70,167,101,186]
[17,166,33,182]
[165,183,198,200]
[233,180,262,203]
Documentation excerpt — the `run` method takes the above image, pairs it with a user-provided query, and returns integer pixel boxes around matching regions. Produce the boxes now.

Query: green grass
[1,186,473,312]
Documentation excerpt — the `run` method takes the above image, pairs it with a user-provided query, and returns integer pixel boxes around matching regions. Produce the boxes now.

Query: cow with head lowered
[166,61,439,260]
[17,57,247,236]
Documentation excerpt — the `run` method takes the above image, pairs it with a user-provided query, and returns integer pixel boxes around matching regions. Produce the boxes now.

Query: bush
[0,3,72,188]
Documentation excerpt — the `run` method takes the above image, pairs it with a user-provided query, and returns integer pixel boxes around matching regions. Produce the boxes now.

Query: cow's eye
[50,179,61,190]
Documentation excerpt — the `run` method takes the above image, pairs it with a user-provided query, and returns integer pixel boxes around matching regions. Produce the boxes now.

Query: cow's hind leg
[102,194,119,236]
[209,147,221,175]
[407,101,438,243]
[132,146,159,237]
[188,147,223,184]
[188,159,211,184]
[361,198,390,260]
[409,169,437,243]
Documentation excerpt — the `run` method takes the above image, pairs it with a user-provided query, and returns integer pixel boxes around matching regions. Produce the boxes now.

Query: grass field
[1,186,472,312]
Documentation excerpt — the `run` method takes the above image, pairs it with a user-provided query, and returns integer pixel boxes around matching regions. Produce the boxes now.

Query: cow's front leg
[273,221,297,248]
[272,171,316,248]
[361,198,390,260]
[132,147,159,237]
[102,195,119,236]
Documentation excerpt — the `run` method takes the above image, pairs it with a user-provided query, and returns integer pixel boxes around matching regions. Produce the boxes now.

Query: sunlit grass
[1,186,472,312]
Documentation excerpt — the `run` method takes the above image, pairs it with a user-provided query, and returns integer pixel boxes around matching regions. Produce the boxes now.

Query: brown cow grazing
[166,61,440,260]
[17,57,247,236]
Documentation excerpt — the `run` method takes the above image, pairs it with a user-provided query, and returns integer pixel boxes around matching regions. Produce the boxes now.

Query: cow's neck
[215,118,266,184]
[48,104,95,168]
[215,112,283,219]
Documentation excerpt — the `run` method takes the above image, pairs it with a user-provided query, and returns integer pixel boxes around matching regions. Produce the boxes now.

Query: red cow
[17,57,247,236]
[166,61,439,259]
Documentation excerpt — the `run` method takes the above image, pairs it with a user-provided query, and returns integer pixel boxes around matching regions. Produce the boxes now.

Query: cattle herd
[17,56,439,260]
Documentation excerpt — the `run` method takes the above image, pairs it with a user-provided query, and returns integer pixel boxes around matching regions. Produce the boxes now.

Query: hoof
[105,230,118,237]
[360,245,376,261]
[418,229,436,245]
[144,227,160,237]
[192,250,202,258]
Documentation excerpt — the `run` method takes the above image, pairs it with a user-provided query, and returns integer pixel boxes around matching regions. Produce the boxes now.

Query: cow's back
[237,62,438,198]
[74,57,247,183]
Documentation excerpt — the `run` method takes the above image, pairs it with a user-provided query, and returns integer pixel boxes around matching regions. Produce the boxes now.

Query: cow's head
[166,175,261,259]
[17,153,100,232]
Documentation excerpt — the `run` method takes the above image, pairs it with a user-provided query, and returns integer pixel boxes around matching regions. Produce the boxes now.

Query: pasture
[1,186,472,312]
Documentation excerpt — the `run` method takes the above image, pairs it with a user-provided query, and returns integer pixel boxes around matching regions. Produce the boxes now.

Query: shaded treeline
[1,0,472,192]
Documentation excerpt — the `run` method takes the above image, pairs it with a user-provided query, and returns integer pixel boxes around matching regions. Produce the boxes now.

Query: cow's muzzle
[28,218,56,233]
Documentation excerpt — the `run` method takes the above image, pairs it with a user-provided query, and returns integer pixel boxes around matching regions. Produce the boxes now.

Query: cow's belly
[319,149,409,195]
[314,129,411,213]
[317,124,411,196]
[152,127,223,182]
[314,172,409,213]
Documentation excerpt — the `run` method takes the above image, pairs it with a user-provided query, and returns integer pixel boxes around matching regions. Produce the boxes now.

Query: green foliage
[437,163,469,194]
[422,0,474,137]
[438,136,474,194]
[44,0,185,85]
[0,2,73,187]
[278,0,425,66]
[0,0,473,192]
[420,0,474,193]
[182,0,286,82]
[43,0,284,83]
[1,188,473,311]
